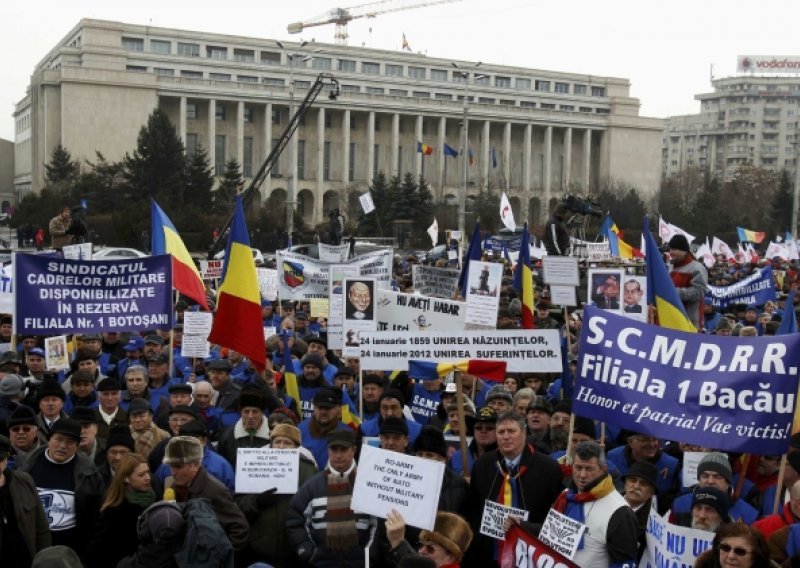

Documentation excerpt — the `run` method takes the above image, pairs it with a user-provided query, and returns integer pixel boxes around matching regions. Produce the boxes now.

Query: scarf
[125,488,156,509]
[132,426,156,457]
[325,466,358,551]
[496,460,528,509]
[553,474,616,549]
[309,419,340,440]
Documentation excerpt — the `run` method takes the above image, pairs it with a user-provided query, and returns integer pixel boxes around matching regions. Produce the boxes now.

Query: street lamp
[451,62,485,240]
[276,40,308,246]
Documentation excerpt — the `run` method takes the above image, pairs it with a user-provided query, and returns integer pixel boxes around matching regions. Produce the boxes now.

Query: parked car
[92,247,148,260]
[213,247,265,265]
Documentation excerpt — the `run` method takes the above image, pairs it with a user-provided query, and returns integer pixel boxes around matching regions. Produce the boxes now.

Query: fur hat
[697,452,732,485]
[73,347,98,363]
[485,385,513,405]
[238,388,267,412]
[38,380,65,402]
[379,416,409,437]
[413,425,447,458]
[419,512,473,561]
[163,436,203,465]
[572,415,596,440]
[106,425,135,452]
[380,388,406,406]
[270,423,301,447]
[668,234,691,253]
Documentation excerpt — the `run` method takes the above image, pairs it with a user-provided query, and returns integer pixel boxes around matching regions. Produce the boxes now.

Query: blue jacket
[607,445,681,496]
[298,420,351,469]
[359,416,422,446]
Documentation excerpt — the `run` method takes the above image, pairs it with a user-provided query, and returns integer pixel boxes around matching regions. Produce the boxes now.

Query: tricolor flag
[208,196,266,371]
[341,387,361,428]
[499,193,516,231]
[601,214,642,259]
[279,331,300,404]
[151,200,209,310]
[737,226,766,244]
[416,141,433,155]
[513,223,535,329]
[408,359,507,382]
[644,217,697,333]
[443,143,459,158]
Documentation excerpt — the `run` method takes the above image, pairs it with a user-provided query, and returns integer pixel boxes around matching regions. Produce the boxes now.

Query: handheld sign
[480,500,529,541]
[235,448,300,494]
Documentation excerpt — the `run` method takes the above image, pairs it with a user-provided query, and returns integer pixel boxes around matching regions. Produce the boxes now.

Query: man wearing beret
[17,418,105,563]
[667,234,709,330]
[622,461,659,559]
[299,387,352,468]
[218,387,272,468]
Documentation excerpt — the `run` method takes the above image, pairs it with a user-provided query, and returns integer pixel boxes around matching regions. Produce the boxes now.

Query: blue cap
[123,337,146,351]
[28,347,45,358]
[261,299,272,308]
[746,304,758,312]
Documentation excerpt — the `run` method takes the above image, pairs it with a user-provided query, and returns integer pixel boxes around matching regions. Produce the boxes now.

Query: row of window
[121,36,606,97]
[15,114,30,134]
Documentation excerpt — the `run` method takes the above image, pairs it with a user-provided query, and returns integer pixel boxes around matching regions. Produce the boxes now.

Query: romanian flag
[341,387,361,428]
[208,196,266,370]
[602,214,643,259]
[151,200,209,310]
[737,227,766,244]
[457,222,482,298]
[408,359,507,382]
[644,217,697,333]
[279,331,300,403]
[416,141,433,155]
[513,223,535,329]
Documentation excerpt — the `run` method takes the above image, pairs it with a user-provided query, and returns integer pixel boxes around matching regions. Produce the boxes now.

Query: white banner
[376,289,465,332]
[639,509,712,568]
[234,448,300,494]
[358,329,562,373]
[342,278,377,358]
[412,265,459,299]
[360,192,376,214]
[180,335,210,358]
[328,264,363,350]
[257,268,278,301]
[465,261,503,327]
[318,243,350,263]
[738,55,800,74]
[63,243,93,260]
[183,311,213,336]
[500,193,516,231]
[200,259,224,280]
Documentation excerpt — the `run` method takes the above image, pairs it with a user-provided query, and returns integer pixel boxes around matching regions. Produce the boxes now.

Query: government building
[14,19,662,226]
[664,75,800,181]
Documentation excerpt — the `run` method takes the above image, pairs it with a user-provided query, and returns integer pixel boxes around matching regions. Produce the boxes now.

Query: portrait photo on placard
[587,269,624,313]
[621,276,647,321]
[344,279,375,321]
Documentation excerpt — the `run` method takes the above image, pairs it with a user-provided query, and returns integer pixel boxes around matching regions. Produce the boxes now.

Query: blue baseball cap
[28,347,46,358]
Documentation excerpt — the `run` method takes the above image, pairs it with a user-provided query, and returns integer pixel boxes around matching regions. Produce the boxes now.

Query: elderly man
[155,419,234,492]
[686,486,730,532]
[94,378,127,441]
[622,461,659,559]
[218,387,271,468]
[525,395,554,451]
[7,405,43,467]
[35,381,68,438]
[97,425,135,486]
[345,281,373,320]
[17,418,105,563]
[292,335,339,382]
[70,406,105,467]
[128,398,170,460]
[287,429,380,566]
[360,374,385,423]
[549,440,639,568]
[607,430,680,497]
[120,364,168,416]
[296,352,330,421]
[667,234,709,330]
[464,411,563,565]
[164,436,250,551]
[484,385,513,414]
[63,370,98,414]
[207,359,242,412]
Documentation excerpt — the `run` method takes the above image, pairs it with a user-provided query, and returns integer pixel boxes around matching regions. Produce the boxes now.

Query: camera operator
[543,203,570,256]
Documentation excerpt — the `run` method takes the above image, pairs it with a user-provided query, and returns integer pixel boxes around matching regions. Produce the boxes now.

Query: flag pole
[456,371,470,479]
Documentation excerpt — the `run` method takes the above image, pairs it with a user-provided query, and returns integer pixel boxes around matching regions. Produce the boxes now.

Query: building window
[555,82,569,94]
[350,115,357,129]
[180,70,203,79]
[536,80,550,92]
[215,135,226,175]
[263,77,285,87]
[150,40,171,54]
[385,64,403,77]
[560,105,574,111]
[373,144,380,178]
[295,80,311,88]
[474,76,489,86]
[596,108,609,114]
[579,106,593,113]
[435,93,452,101]
[431,69,448,81]
[325,113,332,128]
[574,84,587,95]
[186,103,197,119]
[216,105,226,121]
[122,37,144,51]
[412,91,430,98]
[495,76,511,88]
[297,140,305,180]
[339,59,356,72]
[349,142,356,180]
[374,117,381,132]
[207,46,227,60]
[478,97,495,104]
[516,78,531,90]
[210,73,231,81]
[243,137,253,177]
[541,103,555,110]
[237,75,257,83]
[389,89,408,96]
[362,62,380,74]
[312,57,332,70]
[272,109,281,124]
[177,42,200,57]
[185,133,198,157]
[261,51,281,65]
[453,74,466,84]
[366,87,385,94]
[324,141,331,181]
[126,65,147,73]
[234,48,255,62]
[499,99,515,106]
[154,67,174,76]
[397,146,403,173]
[408,66,426,79]
[244,107,253,122]
[341,84,360,93]
[591,86,606,97]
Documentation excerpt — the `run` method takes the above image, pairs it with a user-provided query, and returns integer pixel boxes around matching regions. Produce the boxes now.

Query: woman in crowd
[385,509,473,568]
[694,523,770,568]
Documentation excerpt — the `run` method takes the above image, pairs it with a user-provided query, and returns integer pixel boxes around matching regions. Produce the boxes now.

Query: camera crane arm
[207,73,340,258]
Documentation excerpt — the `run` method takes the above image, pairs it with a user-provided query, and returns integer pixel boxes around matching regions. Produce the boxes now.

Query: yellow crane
[287,0,462,45]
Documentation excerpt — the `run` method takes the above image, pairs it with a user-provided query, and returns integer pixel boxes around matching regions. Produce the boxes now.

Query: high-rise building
[14,19,662,226]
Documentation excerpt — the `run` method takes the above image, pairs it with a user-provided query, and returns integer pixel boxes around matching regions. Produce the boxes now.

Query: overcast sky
[3,0,799,142]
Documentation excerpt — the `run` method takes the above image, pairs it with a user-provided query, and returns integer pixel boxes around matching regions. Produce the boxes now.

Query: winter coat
[2,468,52,558]
[217,417,270,468]
[89,497,151,567]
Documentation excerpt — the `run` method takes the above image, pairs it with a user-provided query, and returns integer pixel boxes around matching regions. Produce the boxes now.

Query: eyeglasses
[418,541,440,555]
[10,426,33,433]
[719,543,751,557]
[474,424,495,432]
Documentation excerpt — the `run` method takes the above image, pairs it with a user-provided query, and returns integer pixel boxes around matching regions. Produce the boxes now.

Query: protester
[696,523,771,568]
[386,509,473,567]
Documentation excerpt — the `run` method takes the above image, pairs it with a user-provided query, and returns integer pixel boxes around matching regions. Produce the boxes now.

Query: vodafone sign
[738,55,800,74]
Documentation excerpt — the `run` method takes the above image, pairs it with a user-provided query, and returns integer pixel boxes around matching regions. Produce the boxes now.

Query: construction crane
[287,0,462,45]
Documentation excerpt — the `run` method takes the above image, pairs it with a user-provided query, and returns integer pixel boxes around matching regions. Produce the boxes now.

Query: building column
[207,100,216,173]
[391,113,400,176]
[583,128,592,191]
[563,127,572,191]
[503,122,511,190]
[366,111,375,181]
[482,121,490,189]
[597,130,606,189]
[523,123,532,223]
[342,110,351,185]
[236,101,245,168]
[261,103,272,203]
[437,116,446,192]
[315,107,326,224]
[415,115,423,176]
[543,125,553,221]
[179,97,187,147]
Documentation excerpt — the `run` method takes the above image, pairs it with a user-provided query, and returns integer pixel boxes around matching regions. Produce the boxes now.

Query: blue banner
[483,235,522,252]
[574,305,800,454]
[705,265,776,309]
[15,253,173,334]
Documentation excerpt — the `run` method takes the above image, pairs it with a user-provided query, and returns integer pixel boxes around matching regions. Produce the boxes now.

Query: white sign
[342,278,377,359]
[63,243,93,260]
[235,448,300,494]
[45,335,70,370]
[479,500,529,540]
[183,311,213,336]
[640,509,712,568]
[738,55,800,74]
[360,192,376,214]
[464,261,503,327]
[539,508,587,560]
[620,275,648,322]
[351,445,444,531]
[682,452,708,488]
[200,259,224,280]
[257,268,278,301]
[376,289,465,332]
[328,264,362,350]
[543,257,580,286]
[412,265,459,299]
[319,243,350,263]
[549,285,577,307]
[180,335,210,358]
[358,329,562,373]
[586,242,612,262]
